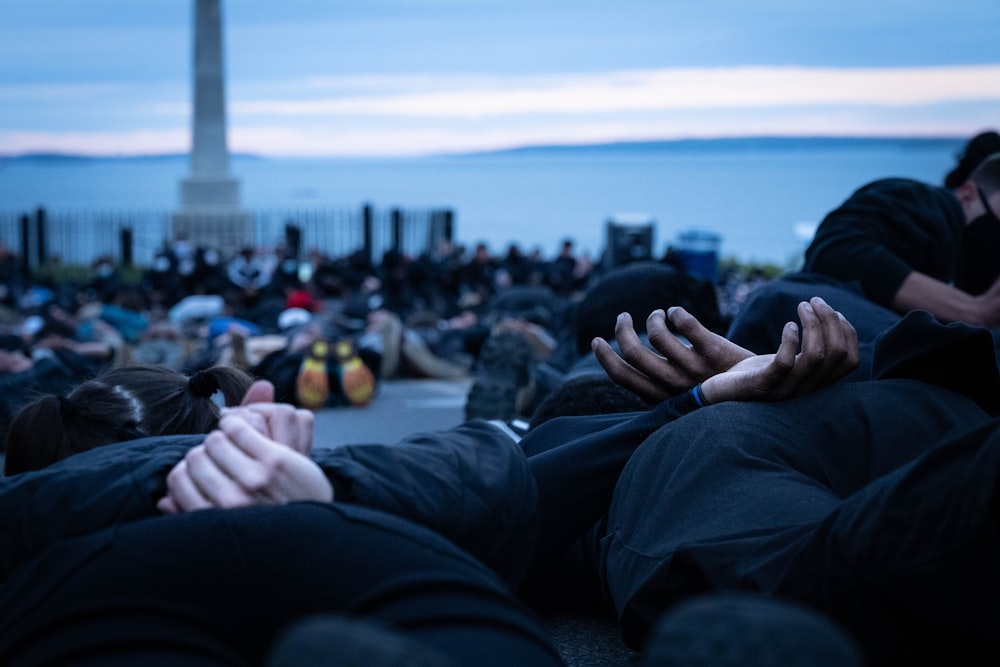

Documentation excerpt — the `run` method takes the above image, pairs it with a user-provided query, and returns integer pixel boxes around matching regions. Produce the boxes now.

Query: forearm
[892,271,986,326]
[315,421,540,586]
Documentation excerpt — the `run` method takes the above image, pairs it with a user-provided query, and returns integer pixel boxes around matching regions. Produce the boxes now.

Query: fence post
[391,208,403,254]
[362,203,373,261]
[19,213,31,281]
[284,222,301,259]
[443,209,454,243]
[34,206,47,267]
[120,226,133,267]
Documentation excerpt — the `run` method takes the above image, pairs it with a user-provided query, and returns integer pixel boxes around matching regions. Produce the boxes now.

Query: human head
[958,152,1000,294]
[953,152,1000,224]
[3,365,254,475]
[945,131,1000,189]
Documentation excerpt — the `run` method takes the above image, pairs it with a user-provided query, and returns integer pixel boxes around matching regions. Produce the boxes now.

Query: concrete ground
[314,378,640,667]
[311,378,472,448]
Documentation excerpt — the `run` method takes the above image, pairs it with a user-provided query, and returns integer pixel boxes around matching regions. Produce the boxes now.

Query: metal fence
[0,204,454,275]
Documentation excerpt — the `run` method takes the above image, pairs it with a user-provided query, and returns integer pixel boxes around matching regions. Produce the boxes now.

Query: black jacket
[803,178,965,307]
[0,420,539,593]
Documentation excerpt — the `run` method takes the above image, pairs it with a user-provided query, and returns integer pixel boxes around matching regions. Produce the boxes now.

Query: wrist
[691,383,709,408]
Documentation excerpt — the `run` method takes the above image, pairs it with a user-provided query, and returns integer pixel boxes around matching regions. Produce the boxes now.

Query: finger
[730,322,799,402]
[839,311,861,374]
[185,437,259,507]
[645,309,705,383]
[270,407,314,454]
[794,298,847,394]
[235,404,314,453]
[241,380,275,406]
[215,415,292,491]
[667,307,753,377]
[615,311,696,393]
[163,458,215,512]
[220,405,269,435]
[292,409,315,454]
[156,495,180,514]
[592,337,668,404]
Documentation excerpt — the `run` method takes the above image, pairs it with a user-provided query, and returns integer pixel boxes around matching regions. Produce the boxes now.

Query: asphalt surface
[311,378,471,448]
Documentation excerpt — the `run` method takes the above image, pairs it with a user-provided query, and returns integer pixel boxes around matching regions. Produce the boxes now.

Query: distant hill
[465,135,966,157]
[0,136,966,162]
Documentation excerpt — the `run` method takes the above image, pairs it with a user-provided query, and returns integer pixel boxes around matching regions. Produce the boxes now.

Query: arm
[157,402,539,586]
[595,296,859,405]
[893,270,1000,328]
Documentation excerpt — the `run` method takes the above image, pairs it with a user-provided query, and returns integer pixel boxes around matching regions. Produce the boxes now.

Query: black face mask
[962,192,1000,294]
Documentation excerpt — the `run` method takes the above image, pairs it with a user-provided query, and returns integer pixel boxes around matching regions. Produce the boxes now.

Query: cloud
[3,64,998,156]
[229,65,1000,118]
[0,129,188,155]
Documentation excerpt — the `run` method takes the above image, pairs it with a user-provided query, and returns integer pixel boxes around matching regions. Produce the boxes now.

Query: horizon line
[0,133,970,161]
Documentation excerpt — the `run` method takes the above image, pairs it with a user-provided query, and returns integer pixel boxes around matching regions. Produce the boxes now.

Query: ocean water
[0,138,965,267]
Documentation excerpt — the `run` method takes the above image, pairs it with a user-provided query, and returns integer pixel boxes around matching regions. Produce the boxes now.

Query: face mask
[962,211,1000,295]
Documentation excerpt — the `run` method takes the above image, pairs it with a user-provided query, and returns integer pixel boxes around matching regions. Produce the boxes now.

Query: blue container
[676,229,721,283]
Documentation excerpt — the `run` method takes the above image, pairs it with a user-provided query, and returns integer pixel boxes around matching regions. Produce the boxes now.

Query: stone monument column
[172,0,251,257]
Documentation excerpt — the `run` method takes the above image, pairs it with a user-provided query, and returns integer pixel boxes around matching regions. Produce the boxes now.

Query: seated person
[729,151,1000,363]
[801,151,1000,327]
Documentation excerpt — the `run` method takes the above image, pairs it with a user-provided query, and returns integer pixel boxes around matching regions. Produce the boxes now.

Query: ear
[240,380,275,405]
[954,181,982,224]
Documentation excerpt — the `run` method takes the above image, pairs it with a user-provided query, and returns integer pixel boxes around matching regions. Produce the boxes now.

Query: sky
[1,0,998,158]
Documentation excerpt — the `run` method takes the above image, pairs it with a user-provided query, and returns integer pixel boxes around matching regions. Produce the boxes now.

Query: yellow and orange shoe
[295,340,331,410]
[334,338,376,407]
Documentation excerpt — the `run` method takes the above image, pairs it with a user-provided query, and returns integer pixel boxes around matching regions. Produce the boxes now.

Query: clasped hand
[157,381,333,514]
[593,296,859,405]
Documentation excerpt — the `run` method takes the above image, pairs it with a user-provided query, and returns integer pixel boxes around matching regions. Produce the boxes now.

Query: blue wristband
[691,384,707,408]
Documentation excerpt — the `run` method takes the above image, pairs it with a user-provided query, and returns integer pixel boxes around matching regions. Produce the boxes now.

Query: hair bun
[188,370,218,398]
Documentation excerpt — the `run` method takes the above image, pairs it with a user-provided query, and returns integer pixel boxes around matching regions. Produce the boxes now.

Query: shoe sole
[465,332,536,421]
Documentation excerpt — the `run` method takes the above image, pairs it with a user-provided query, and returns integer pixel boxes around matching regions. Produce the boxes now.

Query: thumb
[241,380,275,406]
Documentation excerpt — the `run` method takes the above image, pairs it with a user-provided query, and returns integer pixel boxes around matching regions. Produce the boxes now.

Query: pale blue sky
[1,0,998,156]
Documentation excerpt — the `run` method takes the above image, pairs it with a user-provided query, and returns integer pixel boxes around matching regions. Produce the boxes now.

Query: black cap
[945,131,1000,188]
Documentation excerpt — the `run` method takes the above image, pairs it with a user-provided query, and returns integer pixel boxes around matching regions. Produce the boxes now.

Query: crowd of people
[1,130,1000,666]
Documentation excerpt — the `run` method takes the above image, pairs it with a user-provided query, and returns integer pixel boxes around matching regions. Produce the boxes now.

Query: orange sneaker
[334,338,376,407]
[295,340,331,410]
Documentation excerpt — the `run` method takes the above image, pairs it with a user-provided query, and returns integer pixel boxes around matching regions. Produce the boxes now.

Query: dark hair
[4,365,255,475]
[529,373,649,430]
[946,131,1000,189]
[969,152,1000,195]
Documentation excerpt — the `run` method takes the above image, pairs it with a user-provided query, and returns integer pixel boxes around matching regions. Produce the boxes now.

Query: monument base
[172,209,254,258]
[179,175,241,208]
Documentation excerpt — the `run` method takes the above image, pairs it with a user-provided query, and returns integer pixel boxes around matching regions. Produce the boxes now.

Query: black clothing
[0,422,557,667]
[802,178,965,307]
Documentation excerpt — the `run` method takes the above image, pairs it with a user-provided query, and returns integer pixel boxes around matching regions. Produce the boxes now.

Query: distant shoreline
[0,135,966,163]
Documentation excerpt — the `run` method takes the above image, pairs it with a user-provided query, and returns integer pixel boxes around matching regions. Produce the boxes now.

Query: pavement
[311,378,472,448]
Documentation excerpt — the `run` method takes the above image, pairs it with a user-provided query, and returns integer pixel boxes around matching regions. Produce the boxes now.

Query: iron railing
[0,204,454,277]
